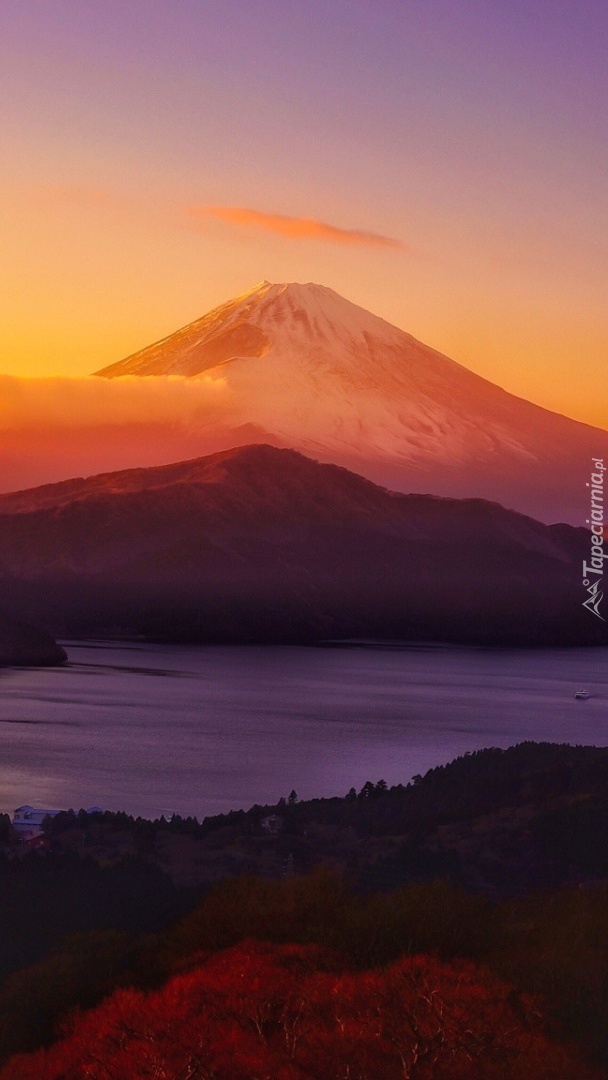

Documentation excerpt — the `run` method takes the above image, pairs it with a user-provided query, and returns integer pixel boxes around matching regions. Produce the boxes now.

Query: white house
[12,805,61,839]
[12,805,104,840]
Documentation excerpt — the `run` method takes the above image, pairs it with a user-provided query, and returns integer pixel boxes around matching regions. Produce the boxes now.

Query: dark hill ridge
[0,445,603,645]
[0,613,66,667]
[44,742,606,896]
[0,444,580,553]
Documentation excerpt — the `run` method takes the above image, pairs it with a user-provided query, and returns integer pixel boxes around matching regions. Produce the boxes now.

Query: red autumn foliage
[0,941,600,1079]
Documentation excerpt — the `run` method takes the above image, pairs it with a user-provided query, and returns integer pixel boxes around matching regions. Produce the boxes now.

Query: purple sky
[1,0,606,424]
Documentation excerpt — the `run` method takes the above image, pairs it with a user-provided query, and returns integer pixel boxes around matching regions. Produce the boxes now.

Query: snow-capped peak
[92,280,608,523]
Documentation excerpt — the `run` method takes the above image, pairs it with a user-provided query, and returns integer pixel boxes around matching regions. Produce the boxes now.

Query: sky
[1,0,607,427]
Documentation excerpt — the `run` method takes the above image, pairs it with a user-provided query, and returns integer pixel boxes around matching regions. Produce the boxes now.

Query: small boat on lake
[574,690,590,700]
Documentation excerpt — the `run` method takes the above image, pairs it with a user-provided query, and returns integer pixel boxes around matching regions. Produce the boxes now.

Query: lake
[0,642,606,820]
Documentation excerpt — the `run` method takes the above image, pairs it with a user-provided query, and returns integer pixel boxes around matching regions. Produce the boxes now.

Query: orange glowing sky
[1,2,606,428]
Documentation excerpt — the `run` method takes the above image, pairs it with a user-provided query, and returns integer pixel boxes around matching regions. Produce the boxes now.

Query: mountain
[95,281,608,524]
[0,445,603,646]
[0,612,66,667]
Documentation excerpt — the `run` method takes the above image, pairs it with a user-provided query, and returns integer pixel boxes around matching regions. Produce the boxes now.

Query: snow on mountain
[95,281,526,463]
[95,281,608,522]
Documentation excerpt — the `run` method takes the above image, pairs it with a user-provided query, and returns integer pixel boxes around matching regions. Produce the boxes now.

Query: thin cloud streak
[189,205,406,250]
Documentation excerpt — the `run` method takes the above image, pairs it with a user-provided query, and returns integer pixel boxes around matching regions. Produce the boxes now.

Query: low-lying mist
[0,374,237,492]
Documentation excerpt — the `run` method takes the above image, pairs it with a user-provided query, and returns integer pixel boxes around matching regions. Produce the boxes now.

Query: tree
[359,781,376,800]
[0,943,601,1080]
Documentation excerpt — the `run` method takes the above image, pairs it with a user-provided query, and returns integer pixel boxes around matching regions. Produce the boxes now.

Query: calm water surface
[0,642,606,819]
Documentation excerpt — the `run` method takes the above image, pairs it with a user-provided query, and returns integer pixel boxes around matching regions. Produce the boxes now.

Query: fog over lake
[1,642,605,820]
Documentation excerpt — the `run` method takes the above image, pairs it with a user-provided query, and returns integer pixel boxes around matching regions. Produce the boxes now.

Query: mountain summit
[95,282,608,522]
[95,281,400,379]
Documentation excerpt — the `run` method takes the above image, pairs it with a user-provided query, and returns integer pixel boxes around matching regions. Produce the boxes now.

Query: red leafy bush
[0,941,599,1079]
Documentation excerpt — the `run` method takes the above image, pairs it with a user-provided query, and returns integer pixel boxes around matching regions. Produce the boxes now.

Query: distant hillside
[0,743,605,1073]
[0,444,604,646]
[44,742,608,897]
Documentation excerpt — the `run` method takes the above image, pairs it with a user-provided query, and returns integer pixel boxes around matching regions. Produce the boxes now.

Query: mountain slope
[95,282,608,523]
[0,445,603,646]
